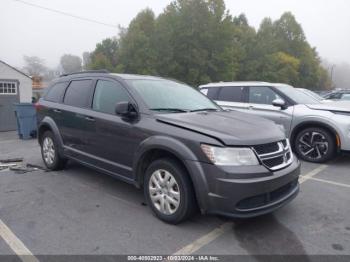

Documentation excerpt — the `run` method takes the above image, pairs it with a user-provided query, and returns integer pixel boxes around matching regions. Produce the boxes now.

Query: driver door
[246,86,294,136]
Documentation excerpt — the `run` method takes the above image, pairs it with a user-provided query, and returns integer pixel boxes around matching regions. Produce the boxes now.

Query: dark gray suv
[37,71,300,224]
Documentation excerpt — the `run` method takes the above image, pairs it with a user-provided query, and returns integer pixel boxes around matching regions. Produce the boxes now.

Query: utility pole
[330,64,336,89]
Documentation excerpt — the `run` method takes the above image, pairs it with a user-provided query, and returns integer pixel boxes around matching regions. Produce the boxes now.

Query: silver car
[199,82,350,163]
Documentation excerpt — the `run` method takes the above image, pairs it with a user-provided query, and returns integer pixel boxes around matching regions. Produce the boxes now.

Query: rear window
[63,79,94,108]
[217,86,244,102]
[45,82,68,103]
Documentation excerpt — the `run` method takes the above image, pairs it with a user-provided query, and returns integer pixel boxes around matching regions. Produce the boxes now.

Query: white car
[200,82,350,163]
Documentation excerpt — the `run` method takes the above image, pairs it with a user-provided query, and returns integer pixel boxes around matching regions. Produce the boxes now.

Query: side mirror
[115,101,137,118]
[272,99,287,109]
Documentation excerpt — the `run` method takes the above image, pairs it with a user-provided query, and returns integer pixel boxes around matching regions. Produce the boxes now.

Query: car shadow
[232,214,311,259]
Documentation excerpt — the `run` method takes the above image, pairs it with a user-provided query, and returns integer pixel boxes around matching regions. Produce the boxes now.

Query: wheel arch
[38,117,64,154]
[291,121,341,150]
[133,136,206,210]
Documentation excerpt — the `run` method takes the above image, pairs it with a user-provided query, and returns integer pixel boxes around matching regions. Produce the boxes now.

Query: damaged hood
[156,110,285,146]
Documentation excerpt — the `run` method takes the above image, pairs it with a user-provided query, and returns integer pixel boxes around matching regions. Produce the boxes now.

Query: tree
[60,54,82,74]
[23,56,47,76]
[88,38,119,71]
[82,52,91,70]
[117,9,157,74]
[87,4,330,89]
[153,0,236,85]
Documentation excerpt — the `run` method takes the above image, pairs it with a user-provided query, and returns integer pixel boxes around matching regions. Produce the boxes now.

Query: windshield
[297,88,324,101]
[278,85,321,104]
[127,79,220,112]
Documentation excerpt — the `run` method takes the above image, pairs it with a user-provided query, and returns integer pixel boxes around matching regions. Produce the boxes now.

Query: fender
[38,116,65,155]
[133,135,210,211]
[291,119,341,147]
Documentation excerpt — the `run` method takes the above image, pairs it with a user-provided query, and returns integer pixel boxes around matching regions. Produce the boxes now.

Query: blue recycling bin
[14,103,37,140]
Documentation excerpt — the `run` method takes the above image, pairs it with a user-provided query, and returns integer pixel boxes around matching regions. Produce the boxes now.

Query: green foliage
[87,1,331,90]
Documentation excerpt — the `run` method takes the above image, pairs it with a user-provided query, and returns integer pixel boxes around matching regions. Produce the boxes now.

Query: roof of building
[0,60,32,80]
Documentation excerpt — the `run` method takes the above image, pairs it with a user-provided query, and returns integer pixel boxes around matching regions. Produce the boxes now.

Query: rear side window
[200,87,219,100]
[64,80,94,108]
[45,82,67,102]
[92,80,131,114]
[217,86,244,102]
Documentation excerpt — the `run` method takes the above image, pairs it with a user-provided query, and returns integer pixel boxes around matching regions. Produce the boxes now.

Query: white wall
[0,62,32,102]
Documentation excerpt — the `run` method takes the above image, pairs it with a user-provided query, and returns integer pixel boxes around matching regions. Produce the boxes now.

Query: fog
[1,0,349,73]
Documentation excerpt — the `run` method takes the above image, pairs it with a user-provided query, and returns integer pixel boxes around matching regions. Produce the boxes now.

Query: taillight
[35,102,43,111]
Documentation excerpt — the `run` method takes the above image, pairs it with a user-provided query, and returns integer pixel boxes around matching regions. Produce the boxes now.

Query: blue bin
[14,103,37,140]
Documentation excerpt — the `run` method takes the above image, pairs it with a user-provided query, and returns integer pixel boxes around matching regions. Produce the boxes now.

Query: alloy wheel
[298,131,329,160]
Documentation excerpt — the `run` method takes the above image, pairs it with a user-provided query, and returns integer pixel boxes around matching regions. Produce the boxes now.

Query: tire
[144,158,197,224]
[294,127,336,163]
[41,131,67,170]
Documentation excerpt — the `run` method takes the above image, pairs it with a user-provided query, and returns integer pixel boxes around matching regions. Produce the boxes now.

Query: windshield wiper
[150,108,189,113]
[190,108,219,112]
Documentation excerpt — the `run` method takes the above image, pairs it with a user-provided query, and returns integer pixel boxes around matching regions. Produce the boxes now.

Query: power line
[11,0,119,28]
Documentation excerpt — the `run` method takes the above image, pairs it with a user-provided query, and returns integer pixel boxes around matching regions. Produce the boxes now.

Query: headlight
[201,144,259,166]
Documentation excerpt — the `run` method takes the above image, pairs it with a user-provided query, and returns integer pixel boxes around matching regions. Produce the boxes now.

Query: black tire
[144,158,197,224]
[294,127,336,163]
[40,131,67,170]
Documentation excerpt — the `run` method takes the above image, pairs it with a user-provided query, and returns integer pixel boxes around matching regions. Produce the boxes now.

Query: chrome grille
[253,139,293,171]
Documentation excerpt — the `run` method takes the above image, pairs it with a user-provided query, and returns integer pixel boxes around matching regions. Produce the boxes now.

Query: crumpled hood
[307,101,350,112]
[156,110,285,146]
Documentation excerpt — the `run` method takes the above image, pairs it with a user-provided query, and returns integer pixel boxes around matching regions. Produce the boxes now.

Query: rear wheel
[144,158,197,224]
[41,131,66,170]
[294,127,336,163]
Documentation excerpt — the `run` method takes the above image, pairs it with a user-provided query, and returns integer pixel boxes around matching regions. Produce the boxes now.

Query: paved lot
[0,131,350,259]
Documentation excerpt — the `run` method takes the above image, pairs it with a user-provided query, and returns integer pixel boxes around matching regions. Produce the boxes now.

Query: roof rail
[60,69,110,77]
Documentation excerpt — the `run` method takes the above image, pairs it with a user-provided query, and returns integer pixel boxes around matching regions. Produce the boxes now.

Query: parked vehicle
[323,90,350,101]
[37,72,300,224]
[199,82,350,163]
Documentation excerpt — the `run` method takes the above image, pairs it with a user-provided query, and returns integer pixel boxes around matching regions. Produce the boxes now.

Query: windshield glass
[278,85,320,104]
[127,79,220,112]
[297,88,324,101]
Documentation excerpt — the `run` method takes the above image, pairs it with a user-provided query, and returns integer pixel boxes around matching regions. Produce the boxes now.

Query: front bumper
[186,157,300,218]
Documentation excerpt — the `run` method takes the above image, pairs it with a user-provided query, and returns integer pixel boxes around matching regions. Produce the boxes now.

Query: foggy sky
[1,0,349,69]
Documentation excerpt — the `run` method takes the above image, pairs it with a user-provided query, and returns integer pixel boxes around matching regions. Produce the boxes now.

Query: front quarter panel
[291,105,350,150]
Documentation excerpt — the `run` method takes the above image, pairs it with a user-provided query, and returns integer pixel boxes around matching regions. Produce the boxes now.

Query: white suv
[200,81,350,163]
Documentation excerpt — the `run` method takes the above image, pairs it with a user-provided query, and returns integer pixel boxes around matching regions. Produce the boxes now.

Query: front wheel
[144,158,197,224]
[294,127,336,163]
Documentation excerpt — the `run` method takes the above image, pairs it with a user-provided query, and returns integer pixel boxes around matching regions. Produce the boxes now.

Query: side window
[64,80,94,108]
[341,94,350,101]
[249,86,281,105]
[217,86,244,102]
[200,87,219,100]
[92,80,131,115]
[330,93,342,100]
[45,82,68,103]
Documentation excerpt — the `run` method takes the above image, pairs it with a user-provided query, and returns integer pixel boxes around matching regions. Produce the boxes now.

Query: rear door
[247,86,293,135]
[60,78,95,154]
[212,86,249,112]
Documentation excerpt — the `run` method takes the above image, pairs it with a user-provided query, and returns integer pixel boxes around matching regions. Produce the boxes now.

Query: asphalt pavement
[0,131,349,261]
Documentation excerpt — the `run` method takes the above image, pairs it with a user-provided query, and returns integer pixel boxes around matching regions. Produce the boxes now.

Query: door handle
[85,116,95,122]
[53,109,61,113]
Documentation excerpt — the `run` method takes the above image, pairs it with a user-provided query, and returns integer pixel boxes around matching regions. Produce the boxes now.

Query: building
[0,60,32,131]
